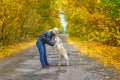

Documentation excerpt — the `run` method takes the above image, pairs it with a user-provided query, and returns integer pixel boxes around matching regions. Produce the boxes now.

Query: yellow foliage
[97,0,101,4]
[0,40,36,59]
[67,37,120,72]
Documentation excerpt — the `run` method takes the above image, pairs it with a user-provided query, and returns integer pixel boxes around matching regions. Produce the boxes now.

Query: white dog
[54,36,69,66]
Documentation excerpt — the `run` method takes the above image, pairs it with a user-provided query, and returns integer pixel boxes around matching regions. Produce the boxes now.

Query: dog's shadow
[56,65,67,73]
[50,63,67,73]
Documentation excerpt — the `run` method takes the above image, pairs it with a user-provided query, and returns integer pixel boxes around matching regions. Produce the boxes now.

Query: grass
[67,37,120,72]
[0,40,36,59]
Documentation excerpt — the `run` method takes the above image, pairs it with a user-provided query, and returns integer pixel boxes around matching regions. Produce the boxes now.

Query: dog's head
[54,37,62,43]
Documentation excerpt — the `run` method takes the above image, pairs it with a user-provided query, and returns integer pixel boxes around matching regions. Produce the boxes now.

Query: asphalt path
[0,34,120,80]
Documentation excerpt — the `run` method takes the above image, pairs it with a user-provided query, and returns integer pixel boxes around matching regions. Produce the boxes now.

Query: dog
[54,36,69,66]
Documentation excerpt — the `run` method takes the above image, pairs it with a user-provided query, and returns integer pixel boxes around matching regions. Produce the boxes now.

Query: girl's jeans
[36,39,48,68]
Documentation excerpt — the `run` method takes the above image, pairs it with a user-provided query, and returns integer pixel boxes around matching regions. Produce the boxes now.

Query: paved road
[0,34,120,80]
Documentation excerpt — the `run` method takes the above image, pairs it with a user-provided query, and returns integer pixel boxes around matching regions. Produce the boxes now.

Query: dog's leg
[64,54,69,66]
[66,59,69,66]
[58,55,61,66]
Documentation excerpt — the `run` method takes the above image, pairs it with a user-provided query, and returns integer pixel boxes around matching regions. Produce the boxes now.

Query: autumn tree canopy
[0,0,120,47]
[0,0,61,46]
[61,0,120,46]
